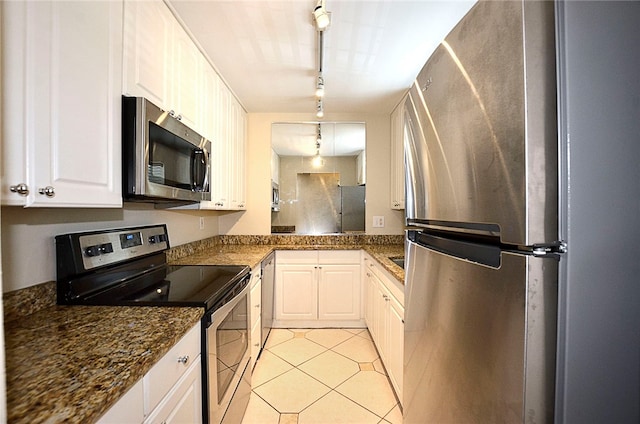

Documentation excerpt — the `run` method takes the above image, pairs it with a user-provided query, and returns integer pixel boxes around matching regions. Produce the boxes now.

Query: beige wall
[2,112,405,292]
[1,204,221,292]
[218,112,405,236]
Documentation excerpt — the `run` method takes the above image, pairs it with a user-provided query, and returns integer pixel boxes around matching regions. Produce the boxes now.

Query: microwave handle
[191,148,209,192]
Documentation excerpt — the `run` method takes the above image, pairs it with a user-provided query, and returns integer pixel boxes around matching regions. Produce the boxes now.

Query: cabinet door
[390,101,405,210]
[1,1,30,205]
[144,356,202,424]
[249,272,262,328]
[275,264,317,320]
[122,0,172,109]
[170,23,201,132]
[209,84,231,208]
[5,1,123,207]
[230,101,247,209]
[387,298,404,405]
[373,279,388,363]
[318,264,361,321]
[250,316,261,370]
[97,380,144,424]
[363,262,378,335]
[250,272,262,368]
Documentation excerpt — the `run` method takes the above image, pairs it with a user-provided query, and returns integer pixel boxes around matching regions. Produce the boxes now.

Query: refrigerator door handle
[408,230,502,268]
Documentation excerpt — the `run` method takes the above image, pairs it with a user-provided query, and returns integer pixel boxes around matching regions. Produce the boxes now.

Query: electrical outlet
[373,216,385,228]
[199,217,205,230]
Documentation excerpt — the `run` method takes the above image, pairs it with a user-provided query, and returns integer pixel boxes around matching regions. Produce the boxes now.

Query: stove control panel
[56,225,170,274]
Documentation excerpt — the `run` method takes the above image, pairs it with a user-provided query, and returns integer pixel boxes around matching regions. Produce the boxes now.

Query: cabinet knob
[177,355,189,365]
[254,343,260,347]
[9,183,29,196]
[255,304,260,308]
[38,186,55,197]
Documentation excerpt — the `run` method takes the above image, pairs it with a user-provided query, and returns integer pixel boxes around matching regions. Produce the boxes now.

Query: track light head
[316,99,324,119]
[313,0,331,30]
[315,75,325,98]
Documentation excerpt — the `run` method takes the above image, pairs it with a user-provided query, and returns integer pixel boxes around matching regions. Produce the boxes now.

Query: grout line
[248,329,399,423]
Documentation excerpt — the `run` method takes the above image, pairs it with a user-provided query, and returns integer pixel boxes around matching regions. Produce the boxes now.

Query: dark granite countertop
[4,305,203,424]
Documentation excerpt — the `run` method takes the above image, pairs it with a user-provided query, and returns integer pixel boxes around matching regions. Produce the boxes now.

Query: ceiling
[168,0,476,115]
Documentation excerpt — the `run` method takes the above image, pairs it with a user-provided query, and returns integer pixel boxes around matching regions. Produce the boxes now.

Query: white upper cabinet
[122,0,172,108]
[230,98,247,210]
[123,0,201,132]
[1,0,123,207]
[390,99,406,210]
[202,81,247,211]
[169,23,201,132]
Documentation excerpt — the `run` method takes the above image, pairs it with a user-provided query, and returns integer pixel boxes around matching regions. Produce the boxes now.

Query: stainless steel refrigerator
[403,1,563,423]
[341,185,365,232]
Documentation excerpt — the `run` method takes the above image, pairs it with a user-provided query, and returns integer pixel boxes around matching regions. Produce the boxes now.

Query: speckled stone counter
[4,305,203,424]
[169,237,406,284]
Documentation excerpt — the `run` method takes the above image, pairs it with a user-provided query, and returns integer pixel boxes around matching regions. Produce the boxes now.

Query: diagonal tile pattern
[243,328,402,424]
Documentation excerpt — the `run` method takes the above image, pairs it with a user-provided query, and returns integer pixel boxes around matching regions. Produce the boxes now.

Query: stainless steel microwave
[122,96,211,203]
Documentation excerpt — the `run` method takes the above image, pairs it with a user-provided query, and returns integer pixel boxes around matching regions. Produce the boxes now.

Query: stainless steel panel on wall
[403,240,558,423]
[404,0,557,246]
[296,173,341,234]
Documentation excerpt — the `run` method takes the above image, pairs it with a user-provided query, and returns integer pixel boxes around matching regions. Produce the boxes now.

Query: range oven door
[203,282,251,424]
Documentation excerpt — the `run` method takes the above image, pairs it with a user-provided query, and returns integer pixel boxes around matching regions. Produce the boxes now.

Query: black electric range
[55,224,250,311]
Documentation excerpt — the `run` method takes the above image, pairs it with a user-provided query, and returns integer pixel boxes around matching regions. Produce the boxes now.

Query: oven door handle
[205,276,251,329]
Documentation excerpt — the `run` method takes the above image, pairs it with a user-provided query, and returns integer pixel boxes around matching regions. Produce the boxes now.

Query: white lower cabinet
[97,322,202,424]
[249,266,262,369]
[276,263,317,321]
[143,357,201,424]
[363,254,404,405]
[274,250,362,327]
[317,264,361,320]
[97,380,144,424]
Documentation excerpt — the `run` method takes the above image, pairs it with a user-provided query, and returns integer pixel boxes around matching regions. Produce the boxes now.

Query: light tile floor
[242,328,402,424]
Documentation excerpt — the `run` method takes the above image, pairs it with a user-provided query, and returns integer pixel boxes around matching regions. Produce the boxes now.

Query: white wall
[218,112,406,235]
[555,1,640,423]
[1,204,221,292]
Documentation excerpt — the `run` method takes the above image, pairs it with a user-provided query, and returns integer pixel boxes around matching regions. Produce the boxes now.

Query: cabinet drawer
[250,278,262,327]
[144,322,201,414]
[318,250,360,264]
[276,250,317,264]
